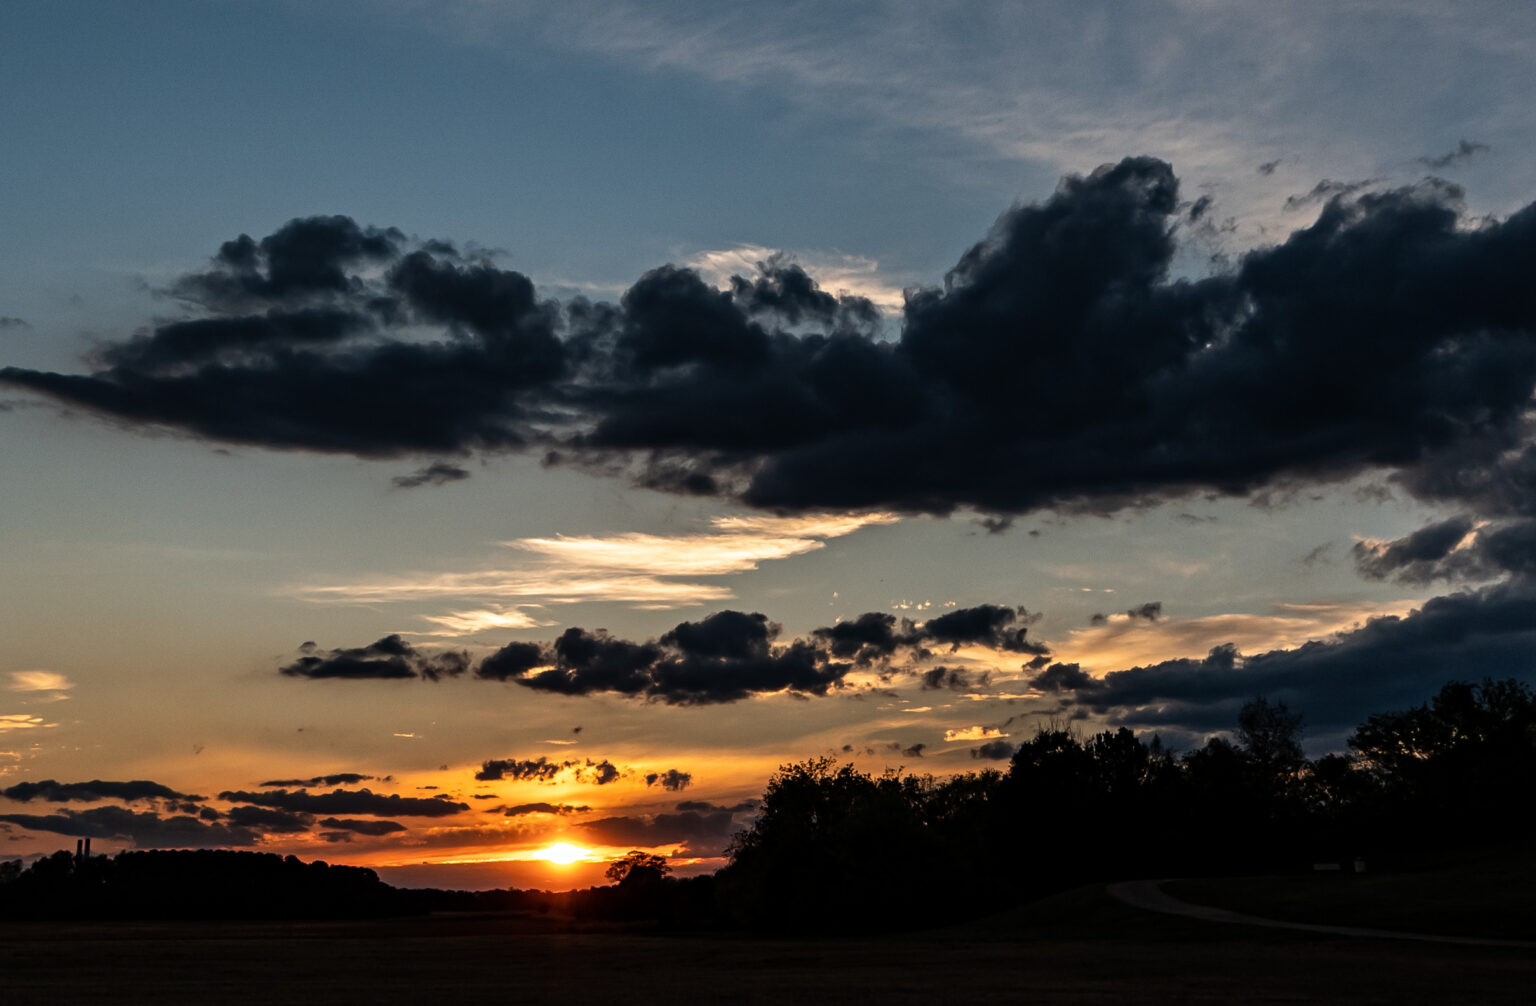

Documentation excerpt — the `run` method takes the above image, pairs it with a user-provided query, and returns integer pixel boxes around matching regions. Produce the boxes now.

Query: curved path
[1107,879,1536,949]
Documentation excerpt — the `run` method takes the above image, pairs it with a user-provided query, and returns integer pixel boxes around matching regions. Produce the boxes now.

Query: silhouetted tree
[605,850,670,885]
[1237,696,1306,776]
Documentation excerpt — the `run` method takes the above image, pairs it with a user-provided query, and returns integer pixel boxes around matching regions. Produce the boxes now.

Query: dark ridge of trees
[3,679,1533,929]
[714,679,1536,930]
[0,849,401,920]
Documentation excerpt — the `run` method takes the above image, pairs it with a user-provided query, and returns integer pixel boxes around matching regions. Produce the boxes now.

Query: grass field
[4,885,1535,1005]
[1165,844,1536,940]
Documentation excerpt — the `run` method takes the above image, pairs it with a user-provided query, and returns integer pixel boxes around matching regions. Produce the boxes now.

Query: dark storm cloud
[473,757,567,782]
[578,810,737,851]
[1353,515,1480,584]
[223,805,315,833]
[0,806,257,846]
[582,759,622,786]
[279,636,469,681]
[495,803,588,817]
[170,215,403,311]
[1419,139,1489,169]
[1,218,562,456]
[474,640,547,681]
[729,256,879,327]
[811,605,1044,666]
[472,756,621,785]
[0,316,30,329]
[216,788,467,818]
[644,769,692,792]
[1027,662,1099,694]
[1355,516,1536,586]
[391,460,471,489]
[915,605,1045,653]
[258,773,377,788]
[299,604,1051,702]
[1055,580,1536,733]
[1,779,205,804]
[480,610,849,704]
[316,817,407,836]
[660,610,776,659]
[98,309,373,371]
[971,740,1017,761]
[919,666,979,691]
[675,800,757,813]
[811,611,906,665]
[1396,437,1536,518]
[1089,602,1163,626]
[515,628,660,696]
[9,159,1536,522]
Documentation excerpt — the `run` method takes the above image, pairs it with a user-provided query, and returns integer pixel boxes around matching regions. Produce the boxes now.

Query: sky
[3,0,1536,890]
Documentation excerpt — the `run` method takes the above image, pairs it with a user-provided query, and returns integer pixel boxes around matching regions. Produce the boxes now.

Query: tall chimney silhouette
[84,837,91,858]
[76,838,83,861]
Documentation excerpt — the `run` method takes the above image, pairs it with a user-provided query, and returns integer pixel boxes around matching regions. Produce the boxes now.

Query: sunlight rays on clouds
[686,245,910,315]
[292,512,899,636]
[1050,598,1427,675]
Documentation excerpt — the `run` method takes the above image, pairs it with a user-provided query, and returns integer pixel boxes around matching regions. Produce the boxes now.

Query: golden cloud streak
[7,670,73,693]
[943,726,1005,742]
[292,512,899,625]
[417,607,555,635]
[0,713,52,733]
[1053,598,1425,675]
[508,532,827,575]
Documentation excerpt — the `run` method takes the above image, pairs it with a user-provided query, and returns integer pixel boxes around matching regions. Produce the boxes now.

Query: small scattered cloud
[943,726,1005,742]
[474,756,624,786]
[495,802,589,817]
[6,671,73,700]
[971,740,1017,761]
[257,773,378,788]
[392,461,471,489]
[1283,178,1377,209]
[1418,139,1489,169]
[644,769,692,792]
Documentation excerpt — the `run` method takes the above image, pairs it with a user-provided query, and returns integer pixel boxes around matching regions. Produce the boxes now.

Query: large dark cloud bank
[7,157,1534,520]
[8,157,1536,741]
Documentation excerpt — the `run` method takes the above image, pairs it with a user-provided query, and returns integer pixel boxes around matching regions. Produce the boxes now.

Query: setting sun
[537,843,591,866]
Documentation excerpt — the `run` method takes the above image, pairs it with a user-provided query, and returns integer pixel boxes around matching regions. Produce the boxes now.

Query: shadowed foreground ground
[4,887,1534,1005]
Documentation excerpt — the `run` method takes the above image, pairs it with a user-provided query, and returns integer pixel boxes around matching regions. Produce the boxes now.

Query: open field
[1166,845,1536,941]
[4,887,1535,1005]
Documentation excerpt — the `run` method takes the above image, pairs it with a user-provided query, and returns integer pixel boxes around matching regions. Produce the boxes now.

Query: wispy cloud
[6,671,73,703]
[943,726,1005,742]
[1053,598,1425,675]
[294,512,898,630]
[0,714,54,733]
[417,607,554,636]
[7,671,73,694]
[404,1,1536,247]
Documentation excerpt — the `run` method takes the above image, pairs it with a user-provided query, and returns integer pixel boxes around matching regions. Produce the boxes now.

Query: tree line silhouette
[4,678,1534,928]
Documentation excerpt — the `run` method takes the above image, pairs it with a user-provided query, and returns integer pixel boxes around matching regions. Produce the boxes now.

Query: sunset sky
[4,1,1536,890]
